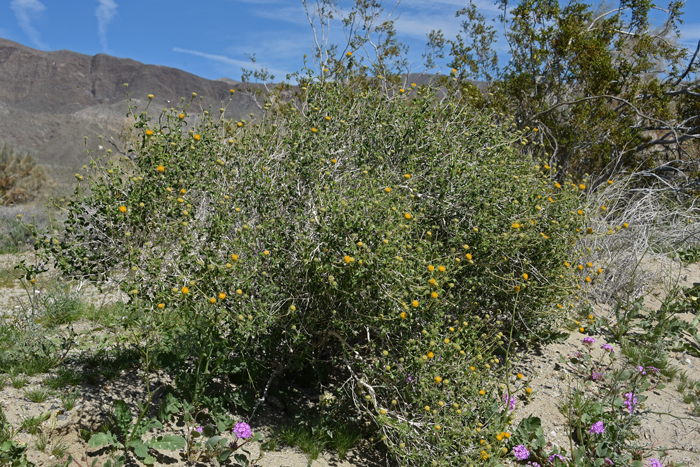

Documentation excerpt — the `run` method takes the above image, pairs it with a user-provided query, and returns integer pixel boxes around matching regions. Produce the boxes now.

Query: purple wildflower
[405,373,415,383]
[647,459,663,467]
[638,365,647,376]
[233,422,252,439]
[195,426,203,433]
[583,337,596,345]
[646,366,660,374]
[502,393,516,410]
[527,462,542,467]
[574,351,583,359]
[601,344,614,353]
[623,392,638,413]
[547,454,566,463]
[513,445,529,461]
[592,371,604,381]
[589,421,605,434]
[604,458,614,466]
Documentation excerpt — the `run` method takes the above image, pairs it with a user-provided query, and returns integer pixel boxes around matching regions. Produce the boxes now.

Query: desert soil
[1,252,699,467]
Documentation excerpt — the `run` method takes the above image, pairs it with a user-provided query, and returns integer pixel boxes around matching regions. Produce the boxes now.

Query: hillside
[0,38,261,191]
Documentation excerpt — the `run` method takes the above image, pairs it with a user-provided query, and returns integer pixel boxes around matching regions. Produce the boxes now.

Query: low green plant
[20,412,50,436]
[278,424,326,462]
[0,375,7,391]
[39,286,85,327]
[0,266,22,288]
[11,376,27,390]
[49,439,68,458]
[44,368,82,390]
[60,389,80,411]
[22,386,52,403]
[34,432,48,452]
[508,337,670,466]
[87,399,185,465]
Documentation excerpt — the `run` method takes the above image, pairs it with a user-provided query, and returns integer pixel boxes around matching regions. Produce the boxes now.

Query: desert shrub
[36,80,585,464]
[0,141,51,205]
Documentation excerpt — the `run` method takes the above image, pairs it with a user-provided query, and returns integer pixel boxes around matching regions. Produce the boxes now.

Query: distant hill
[0,38,261,191]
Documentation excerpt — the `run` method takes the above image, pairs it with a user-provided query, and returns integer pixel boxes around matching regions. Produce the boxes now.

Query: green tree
[434,0,699,183]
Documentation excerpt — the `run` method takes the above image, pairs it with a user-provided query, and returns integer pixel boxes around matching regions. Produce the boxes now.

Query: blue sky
[1,0,699,82]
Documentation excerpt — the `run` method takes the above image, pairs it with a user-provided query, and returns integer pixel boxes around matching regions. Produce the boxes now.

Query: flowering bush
[35,76,585,465]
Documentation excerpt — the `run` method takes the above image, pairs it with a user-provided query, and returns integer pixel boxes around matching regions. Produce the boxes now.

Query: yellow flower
[427,352,434,358]
[577,210,584,215]
[411,83,417,87]
[555,182,561,188]
[384,187,391,193]
[181,287,189,294]
[424,406,430,411]
[157,165,165,172]
[548,197,554,202]
[237,122,243,127]
[466,253,472,260]
[412,300,419,307]
[380,409,387,414]
[404,213,412,219]
[579,327,585,332]
[166,187,172,192]
[435,425,441,430]
[157,303,165,308]
[564,262,570,267]
[177,198,184,203]
[544,164,550,169]
[346,51,353,57]
[180,189,186,194]
[578,264,584,270]
[514,285,521,292]
[504,432,511,439]
[145,129,154,136]
[479,390,485,395]
[399,88,405,93]
[431,291,438,299]
[219,293,226,299]
[470,366,475,371]
[404,174,411,179]
[178,113,185,120]
[312,128,318,133]
[236,289,243,295]
[601,205,607,211]
[438,265,445,272]
[496,434,503,441]
[608,179,613,184]
[193,134,201,141]
[434,376,442,383]
[585,276,592,282]
[325,116,331,121]
[598,268,603,274]
[331,158,337,163]
[428,265,435,272]
[526,387,533,394]
[517,373,523,379]
[209,297,217,304]
[429,278,437,286]
[231,254,239,261]
[119,206,127,213]
[400,312,407,319]
[523,273,528,280]
[579,184,586,190]
[263,250,270,256]
[511,222,520,229]
[622,222,629,228]
[586,262,593,267]
[444,338,450,344]
[480,451,489,460]
[147,94,154,100]
[344,255,354,264]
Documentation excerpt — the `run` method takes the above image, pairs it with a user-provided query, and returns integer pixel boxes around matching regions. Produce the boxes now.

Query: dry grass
[579,171,700,312]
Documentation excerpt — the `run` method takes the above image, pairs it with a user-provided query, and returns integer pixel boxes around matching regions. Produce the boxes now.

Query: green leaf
[127,439,148,459]
[113,400,132,435]
[147,434,186,451]
[88,432,119,448]
[203,424,217,438]
[250,432,263,442]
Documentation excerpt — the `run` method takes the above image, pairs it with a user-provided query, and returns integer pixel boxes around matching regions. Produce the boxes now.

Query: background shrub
[0,141,52,205]
[37,79,585,465]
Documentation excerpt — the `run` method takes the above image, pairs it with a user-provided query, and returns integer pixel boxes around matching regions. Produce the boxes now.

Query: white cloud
[173,47,289,78]
[95,0,118,52]
[10,0,47,49]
